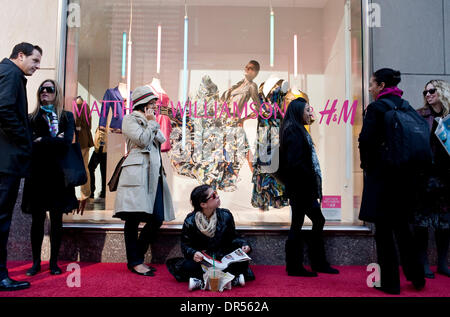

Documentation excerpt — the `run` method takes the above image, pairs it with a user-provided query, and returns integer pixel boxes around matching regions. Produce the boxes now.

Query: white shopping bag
[202,267,234,292]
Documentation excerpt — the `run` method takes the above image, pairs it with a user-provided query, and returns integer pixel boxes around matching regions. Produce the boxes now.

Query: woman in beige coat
[114,85,175,276]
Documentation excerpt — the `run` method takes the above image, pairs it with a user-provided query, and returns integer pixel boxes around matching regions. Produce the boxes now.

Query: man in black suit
[0,42,42,291]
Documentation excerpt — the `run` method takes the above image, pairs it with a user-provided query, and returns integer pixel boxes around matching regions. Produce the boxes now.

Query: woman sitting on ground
[167,184,255,291]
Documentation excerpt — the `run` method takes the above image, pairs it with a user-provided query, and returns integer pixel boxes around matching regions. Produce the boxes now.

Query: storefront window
[63,0,364,228]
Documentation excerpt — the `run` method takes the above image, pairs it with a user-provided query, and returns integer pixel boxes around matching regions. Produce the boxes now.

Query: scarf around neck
[40,105,59,137]
[305,131,323,201]
[376,86,404,100]
[195,210,218,238]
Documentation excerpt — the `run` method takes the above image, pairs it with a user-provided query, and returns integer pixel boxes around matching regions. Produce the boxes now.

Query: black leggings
[288,198,328,267]
[30,211,63,266]
[288,199,325,241]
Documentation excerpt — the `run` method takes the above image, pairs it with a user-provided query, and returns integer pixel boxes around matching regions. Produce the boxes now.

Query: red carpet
[1,262,449,297]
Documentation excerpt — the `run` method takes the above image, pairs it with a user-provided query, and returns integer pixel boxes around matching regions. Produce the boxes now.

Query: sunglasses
[423,88,437,96]
[205,191,218,201]
[39,86,55,94]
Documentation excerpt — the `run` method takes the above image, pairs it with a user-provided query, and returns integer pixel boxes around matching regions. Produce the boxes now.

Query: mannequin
[191,75,228,189]
[251,78,290,212]
[263,74,289,98]
[148,77,166,94]
[146,77,172,152]
[118,82,128,99]
[74,96,94,212]
[99,83,131,133]
[219,61,262,188]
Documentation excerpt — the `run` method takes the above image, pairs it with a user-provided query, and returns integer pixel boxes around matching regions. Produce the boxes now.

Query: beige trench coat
[114,111,175,221]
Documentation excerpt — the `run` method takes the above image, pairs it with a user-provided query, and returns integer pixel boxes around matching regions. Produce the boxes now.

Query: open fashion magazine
[200,248,252,271]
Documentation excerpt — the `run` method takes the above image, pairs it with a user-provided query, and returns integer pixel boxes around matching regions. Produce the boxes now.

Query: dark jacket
[279,123,319,205]
[0,58,33,177]
[99,87,129,130]
[416,107,449,215]
[358,94,423,223]
[181,208,249,261]
[21,109,78,214]
[74,101,94,149]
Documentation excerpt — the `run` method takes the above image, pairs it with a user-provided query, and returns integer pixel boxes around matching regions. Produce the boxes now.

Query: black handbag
[60,142,88,187]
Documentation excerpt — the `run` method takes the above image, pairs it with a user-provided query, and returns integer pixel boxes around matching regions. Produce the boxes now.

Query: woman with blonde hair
[22,79,78,276]
[415,79,450,278]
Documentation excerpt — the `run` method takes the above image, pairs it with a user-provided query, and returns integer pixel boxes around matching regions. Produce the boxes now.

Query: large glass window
[63,0,364,228]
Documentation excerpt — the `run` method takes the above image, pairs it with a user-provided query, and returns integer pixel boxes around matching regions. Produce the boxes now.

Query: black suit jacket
[0,58,32,177]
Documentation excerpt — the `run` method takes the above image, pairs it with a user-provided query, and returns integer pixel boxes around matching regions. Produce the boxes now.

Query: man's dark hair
[10,42,43,59]
[248,60,260,72]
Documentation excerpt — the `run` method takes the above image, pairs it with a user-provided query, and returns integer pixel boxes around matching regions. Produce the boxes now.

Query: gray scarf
[305,132,323,201]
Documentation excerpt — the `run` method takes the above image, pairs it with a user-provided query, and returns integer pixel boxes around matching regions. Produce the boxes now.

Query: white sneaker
[238,274,245,286]
[232,274,245,287]
[188,278,203,291]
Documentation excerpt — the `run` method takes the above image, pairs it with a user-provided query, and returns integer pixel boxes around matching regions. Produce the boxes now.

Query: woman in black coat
[278,97,338,277]
[169,185,254,291]
[358,68,426,294]
[22,79,78,276]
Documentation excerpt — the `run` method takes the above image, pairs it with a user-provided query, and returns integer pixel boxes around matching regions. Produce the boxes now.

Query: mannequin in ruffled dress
[251,75,290,211]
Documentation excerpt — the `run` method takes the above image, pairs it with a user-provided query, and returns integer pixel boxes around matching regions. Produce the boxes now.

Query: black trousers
[124,215,162,267]
[30,211,63,266]
[88,150,107,197]
[0,174,21,280]
[182,259,250,280]
[375,220,424,291]
[123,177,164,267]
[287,198,328,268]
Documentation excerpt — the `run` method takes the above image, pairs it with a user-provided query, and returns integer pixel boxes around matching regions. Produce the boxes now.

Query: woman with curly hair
[415,79,450,278]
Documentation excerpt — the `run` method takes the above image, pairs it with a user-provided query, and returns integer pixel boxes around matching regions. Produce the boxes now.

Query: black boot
[26,262,41,276]
[49,262,62,275]
[29,213,44,277]
[285,240,317,277]
[308,231,339,274]
[436,229,450,277]
[49,212,63,275]
[414,226,434,278]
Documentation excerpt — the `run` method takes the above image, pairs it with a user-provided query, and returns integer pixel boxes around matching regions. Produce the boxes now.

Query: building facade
[2,0,449,265]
